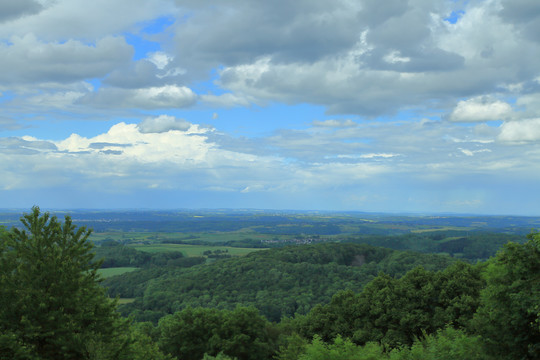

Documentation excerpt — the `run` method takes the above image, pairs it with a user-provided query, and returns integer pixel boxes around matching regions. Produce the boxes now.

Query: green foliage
[93,244,187,268]
[473,234,540,359]
[3,209,536,360]
[158,306,277,360]
[0,207,130,360]
[128,323,173,360]
[105,243,456,322]
[296,261,484,348]
[344,232,527,260]
[388,327,492,360]
[289,328,490,360]
[202,352,237,360]
[275,333,308,360]
[299,335,385,360]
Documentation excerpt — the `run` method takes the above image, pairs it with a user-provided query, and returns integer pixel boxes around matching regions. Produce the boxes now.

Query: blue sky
[1,0,540,215]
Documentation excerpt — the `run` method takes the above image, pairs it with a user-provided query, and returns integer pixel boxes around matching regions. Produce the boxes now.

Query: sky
[1,0,540,215]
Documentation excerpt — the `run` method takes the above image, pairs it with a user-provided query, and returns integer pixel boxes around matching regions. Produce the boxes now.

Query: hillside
[104,242,456,322]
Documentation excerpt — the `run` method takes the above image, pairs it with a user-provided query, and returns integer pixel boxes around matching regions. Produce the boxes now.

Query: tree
[473,234,540,359]
[298,335,385,360]
[0,207,130,359]
[158,306,277,360]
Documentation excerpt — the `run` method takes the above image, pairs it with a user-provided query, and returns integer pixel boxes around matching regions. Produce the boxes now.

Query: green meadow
[97,267,138,278]
[129,243,266,257]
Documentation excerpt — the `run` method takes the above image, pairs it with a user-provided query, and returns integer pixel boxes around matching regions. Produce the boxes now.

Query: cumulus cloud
[199,0,540,116]
[498,118,540,142]
[138,115,192,133]
[448,97,513,122]
[55,122,211,164]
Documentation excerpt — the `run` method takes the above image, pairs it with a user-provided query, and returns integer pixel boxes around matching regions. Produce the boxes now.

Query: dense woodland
[0,208,539,359]
[105,244,456,322]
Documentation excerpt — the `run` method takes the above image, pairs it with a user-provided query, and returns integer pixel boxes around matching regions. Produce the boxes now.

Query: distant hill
[2,209,539,234]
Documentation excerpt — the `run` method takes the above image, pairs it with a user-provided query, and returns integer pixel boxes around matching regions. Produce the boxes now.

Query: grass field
[98,267,138,278]
[129,243,266,257]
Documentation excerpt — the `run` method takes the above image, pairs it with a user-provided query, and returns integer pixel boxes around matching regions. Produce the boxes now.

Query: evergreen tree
[0,207,130,359]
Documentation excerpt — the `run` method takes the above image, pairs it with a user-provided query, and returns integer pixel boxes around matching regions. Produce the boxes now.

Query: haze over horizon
[1,1,540,215]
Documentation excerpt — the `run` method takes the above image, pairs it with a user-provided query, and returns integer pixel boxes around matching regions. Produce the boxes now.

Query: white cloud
[148,52,172,70]
[383,50,411,64]
[458,148,491,156]
[55,122,211,164]
[312,119,357,128]
[448,96,513,122]
[498,118,540,142]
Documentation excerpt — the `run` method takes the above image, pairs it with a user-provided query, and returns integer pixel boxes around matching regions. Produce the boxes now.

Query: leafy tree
[290,328,491,360]
[128,323,173,360]
[275,333,308,360]
[296,262,483,348]
[298,335,385,360]
[0,207,130,359]
[473,234,540,359]
[388,327,492,360]
[158,306,277,360]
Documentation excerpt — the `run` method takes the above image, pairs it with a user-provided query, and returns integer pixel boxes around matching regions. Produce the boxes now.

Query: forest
[0,207,539,359]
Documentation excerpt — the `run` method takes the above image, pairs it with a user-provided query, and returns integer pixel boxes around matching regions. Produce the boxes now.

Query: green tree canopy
[473,233,540,359]
[0,207,129,359]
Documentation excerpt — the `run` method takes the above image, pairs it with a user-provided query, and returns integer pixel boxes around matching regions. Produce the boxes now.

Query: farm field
[98,267,138,278]
[129,243,267,257]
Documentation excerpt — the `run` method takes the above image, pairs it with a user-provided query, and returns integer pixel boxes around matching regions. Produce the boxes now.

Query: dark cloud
[499,0,540,43]
[170,0,363,79]
[103,60,169,89]
[0,0,42,23]
[100,149,123,155]
[0,36,133,84]
[499,0,540,23]
[357,0,409,27]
